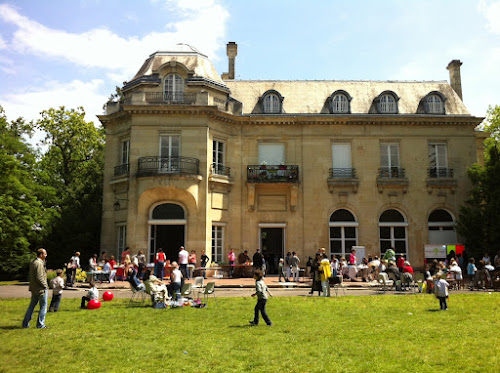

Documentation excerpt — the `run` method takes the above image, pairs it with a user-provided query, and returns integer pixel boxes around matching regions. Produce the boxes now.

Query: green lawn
[1,293,499,372]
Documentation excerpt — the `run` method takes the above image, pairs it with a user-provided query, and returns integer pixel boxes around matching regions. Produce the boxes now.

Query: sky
[0,0,499,130]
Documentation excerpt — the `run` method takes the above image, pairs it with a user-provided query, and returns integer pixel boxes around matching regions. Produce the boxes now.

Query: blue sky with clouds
[0,0,499,127]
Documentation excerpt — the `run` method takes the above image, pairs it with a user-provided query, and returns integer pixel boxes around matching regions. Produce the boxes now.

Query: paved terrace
[0,276,475,299]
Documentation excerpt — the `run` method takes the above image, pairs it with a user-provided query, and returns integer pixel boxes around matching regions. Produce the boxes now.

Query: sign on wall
[424,244,465,259]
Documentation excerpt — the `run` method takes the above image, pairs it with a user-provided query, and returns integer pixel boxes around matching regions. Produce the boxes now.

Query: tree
[457,105,500,259]
[34,107,105,268]
[0,107,54,279]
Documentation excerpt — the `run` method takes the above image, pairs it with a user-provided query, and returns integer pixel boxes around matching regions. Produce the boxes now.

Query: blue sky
[1,0,499,127]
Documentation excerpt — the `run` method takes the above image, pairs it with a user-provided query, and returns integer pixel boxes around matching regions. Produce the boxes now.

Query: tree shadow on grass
[0,325,23,330]
[228,324,257,328]
[427,309,443,312]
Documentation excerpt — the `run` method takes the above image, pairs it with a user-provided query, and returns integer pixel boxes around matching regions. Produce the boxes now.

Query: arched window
[330,91,351,114]
[152,203,185,220]
[377,91,399,114]
[424,92,446,114]
[428,209,457,244]
[164,74,184,102]
[379,209,407,255]
[261,91,283,113]
[329,209,358,258]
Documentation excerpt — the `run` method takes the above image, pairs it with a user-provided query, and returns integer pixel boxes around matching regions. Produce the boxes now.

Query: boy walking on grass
[49,269,64,312]
[250,269,273,326]
[435,272,449,311]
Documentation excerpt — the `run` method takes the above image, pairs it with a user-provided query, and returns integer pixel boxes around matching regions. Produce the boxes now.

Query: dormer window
[164,74,184,102]
[330,90,352,114]
[425,92,446,114]
[261,90,283,114]
[376,91,399,114]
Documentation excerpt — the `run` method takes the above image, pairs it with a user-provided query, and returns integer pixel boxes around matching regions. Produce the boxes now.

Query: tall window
[428,209,457,245]
[117,225,127,259]
[263,93,280,113]
[329,209,358,258]
[331,93,349,113]
[380,143,400,176]
[211,225,224,263]
[258,143,285,165]
[428,143,448,177]
[164,74,184,102]
[332,143,353,177]
[121,139,130,165]
[213,140,225,175]
[426,94,444,114]
[379,209,407,256]
[379,94,397,113]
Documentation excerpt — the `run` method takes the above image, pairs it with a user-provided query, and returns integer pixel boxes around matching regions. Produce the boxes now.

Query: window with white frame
[332,143,353,177]
[379,93,397,113]
[121,139,130,165]
[428,209,457,244]
[159,135,180,172]
[428,142,448,177]
[426,94,444,114]
[380,143,400,176]
[117,225,127,259]
[331,93,349,113]
[329,209,358,258]
[379,209,407,256]
[263,93,281,113]
[258,143,285,165]
[164,74,184,101]
[212,139,225,175]
[211,225,224,264]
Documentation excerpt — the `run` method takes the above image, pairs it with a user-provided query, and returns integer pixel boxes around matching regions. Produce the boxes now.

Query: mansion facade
[99,42,486,270]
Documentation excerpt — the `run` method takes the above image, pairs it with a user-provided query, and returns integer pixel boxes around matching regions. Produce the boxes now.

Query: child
[278,258,288,282]
[467,258,477,289]
[81,281,99,309]
[434,272,449,311]
[250,269,273,326]
[49,269,65,312]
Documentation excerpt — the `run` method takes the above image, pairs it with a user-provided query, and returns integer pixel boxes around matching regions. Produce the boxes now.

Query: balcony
[211,163,231,177]
[137,156,200,177]
[209,163,233,193]
[114,163,129,177]
[328,168,358,194]
[247,165,299,183]
[426,168,456,194]
[377,167,408,194]
[143,92,196,105]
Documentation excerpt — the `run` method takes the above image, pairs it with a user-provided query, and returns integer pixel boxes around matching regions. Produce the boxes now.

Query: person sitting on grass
[249,269,272,326]
[81,281,99,309]
[126,267,146,292]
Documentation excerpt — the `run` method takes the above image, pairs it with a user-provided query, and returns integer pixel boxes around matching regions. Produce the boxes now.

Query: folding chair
[203,282,217,307]
[192,276,205,299]
[378,273,394,292]
[180,283,192,299]
[129,283,148,305]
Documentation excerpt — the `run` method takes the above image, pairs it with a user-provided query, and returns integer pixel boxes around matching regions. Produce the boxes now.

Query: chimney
[446,60,463,100]
[222,42,237,80]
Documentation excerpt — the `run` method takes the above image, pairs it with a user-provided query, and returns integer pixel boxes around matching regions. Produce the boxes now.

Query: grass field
[1,293,499,372]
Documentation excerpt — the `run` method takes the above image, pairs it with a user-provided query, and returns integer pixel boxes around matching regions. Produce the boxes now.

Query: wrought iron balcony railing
[114,163,129,177]
[428,168,454,178]
[144,92,196,105]
[211,163,231,177]
[329,168,357,178]
[247,165,299,183]
[137,156,200,177]
[378,167,406,178]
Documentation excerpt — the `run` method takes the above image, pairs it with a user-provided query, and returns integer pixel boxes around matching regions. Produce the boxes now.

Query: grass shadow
[228,324,256,328]
[0,325,23,330]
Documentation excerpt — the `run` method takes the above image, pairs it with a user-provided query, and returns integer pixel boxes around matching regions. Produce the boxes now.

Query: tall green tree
[0,107,54,279]
[457,105,500,259]
[35,107,105,268]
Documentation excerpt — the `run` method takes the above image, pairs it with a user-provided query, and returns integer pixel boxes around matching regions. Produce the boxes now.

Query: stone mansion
[99,42,485,271]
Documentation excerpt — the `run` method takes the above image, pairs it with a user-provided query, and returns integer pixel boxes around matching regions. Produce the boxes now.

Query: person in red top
[397,254,405,273]
[188,250,197,265]
[228,249,236,278]
[402,260,414,290]
[109,256,117,269]
[155,248,166,280]
[348,249,357,265]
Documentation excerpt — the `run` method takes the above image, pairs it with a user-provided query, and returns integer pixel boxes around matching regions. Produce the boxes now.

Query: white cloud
[479,0,500,35]
[0,79,107,124]
[0,0,229,83]
[0,34,6,49]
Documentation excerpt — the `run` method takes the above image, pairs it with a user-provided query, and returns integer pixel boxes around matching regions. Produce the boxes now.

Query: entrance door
[150,225,184,262]
[260,228,283,275]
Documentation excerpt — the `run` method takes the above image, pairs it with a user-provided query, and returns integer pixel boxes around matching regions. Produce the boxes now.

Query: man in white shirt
[178,246,189,279]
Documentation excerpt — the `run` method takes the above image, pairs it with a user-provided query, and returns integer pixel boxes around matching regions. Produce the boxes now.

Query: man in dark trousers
[253,249,264,271]
[23,248,49,329]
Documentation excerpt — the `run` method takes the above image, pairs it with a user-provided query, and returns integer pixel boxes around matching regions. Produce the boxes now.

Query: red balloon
[87,299,101,309]
[103,291,114,301]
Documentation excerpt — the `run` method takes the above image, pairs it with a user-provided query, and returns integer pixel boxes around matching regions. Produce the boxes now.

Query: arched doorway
[149,203,186,262]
